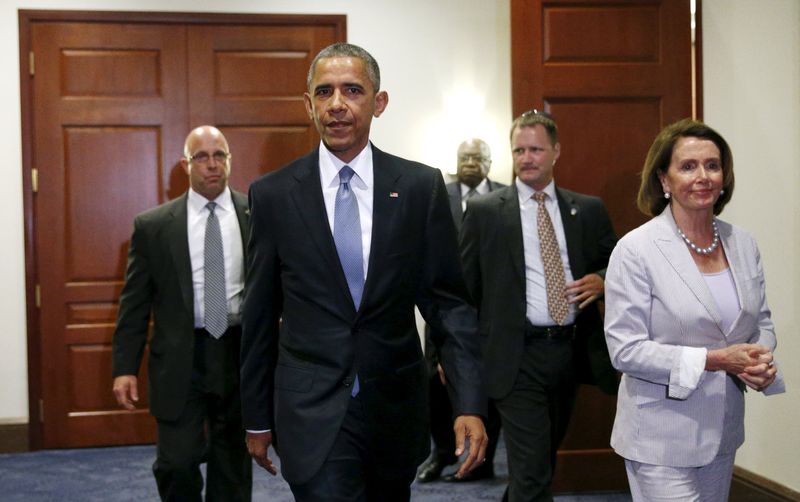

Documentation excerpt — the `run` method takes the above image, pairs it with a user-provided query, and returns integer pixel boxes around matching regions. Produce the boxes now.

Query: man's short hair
[307,43,381,92]
[509,109,558,145]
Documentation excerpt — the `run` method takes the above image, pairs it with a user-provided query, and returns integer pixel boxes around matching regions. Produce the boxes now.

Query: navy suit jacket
[241,145,484,484]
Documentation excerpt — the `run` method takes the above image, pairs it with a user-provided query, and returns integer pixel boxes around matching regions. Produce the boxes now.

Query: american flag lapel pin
[389,191,399,198]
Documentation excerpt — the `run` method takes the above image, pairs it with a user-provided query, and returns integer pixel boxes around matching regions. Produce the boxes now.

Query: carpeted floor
[0,443,632,501]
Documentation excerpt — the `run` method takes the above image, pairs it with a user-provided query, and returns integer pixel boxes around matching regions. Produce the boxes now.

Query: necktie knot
[465,187,478,199]
[339,165,355,184]
[533,191,546,204]
[206,201,217,215]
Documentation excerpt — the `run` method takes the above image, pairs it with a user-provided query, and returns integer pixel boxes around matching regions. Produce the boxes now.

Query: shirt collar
[516,178,557,205]
[460,178,489,197]
[319,141,373,190]
[188,185,234,214]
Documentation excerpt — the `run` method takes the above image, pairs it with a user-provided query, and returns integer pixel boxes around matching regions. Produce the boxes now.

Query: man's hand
[112,375,139,411]
[565,273,604,309]
[452,414,488,479]
[246,431,278,475]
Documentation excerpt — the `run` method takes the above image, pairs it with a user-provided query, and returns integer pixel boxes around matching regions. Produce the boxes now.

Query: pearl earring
[720,189,725,195]
[664,192,671,199]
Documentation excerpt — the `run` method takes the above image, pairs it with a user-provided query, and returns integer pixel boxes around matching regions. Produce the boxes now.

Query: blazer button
[342,377,353,387]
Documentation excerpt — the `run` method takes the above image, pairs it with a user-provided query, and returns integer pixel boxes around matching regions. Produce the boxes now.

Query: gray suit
[604,207,785,468]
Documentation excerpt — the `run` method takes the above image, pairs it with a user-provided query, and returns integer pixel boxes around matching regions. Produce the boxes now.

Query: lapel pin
[389,192,399,198]
[570,207,578,216]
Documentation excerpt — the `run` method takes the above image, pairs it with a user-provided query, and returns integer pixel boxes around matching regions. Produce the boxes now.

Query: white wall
[703,0,800,491]
[2,0,797,492]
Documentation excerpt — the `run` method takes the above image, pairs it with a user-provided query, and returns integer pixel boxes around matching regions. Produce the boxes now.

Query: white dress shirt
[187,186,244,328]
[460,178,490,211]
[515,178,577,326]
[319,141,374,280]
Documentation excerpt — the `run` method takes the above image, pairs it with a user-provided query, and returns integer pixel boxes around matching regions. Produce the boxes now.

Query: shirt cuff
[668,346,707,400]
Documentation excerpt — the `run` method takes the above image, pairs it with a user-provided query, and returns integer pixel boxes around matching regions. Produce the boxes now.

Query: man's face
[511,124,560,191]
[456,140,491,189]
[304,56,388,163]
[182,129,230,200]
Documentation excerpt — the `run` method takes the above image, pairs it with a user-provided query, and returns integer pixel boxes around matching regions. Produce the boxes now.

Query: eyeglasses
[458,154,490,163]
[189,150,231,164]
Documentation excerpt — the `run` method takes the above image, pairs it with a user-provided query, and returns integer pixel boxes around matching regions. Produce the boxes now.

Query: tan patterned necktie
[533,192,569,325]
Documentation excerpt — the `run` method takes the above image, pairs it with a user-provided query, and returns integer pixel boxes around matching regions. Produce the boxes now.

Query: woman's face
[659,136,724,215]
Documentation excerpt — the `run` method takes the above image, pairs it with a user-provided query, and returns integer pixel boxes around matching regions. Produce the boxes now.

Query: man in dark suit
[418,138,505,483]
[112,126,252,501]
[240,43,488,502]
[460,111,618,501]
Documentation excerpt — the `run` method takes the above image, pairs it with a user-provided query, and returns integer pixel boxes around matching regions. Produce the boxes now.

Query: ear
[181,158,190,176]
[303,92,314,120]
[373,90,389,117]
[553,142,561,163]
[658,171,669,193]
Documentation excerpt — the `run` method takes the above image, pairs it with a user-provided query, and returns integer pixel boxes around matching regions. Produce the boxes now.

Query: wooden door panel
[550,99,663,235]
[188,24,337,189]
[32,21,187,447]
[24,11,347,449]
[512,0,694,492]
[224,126,313,193]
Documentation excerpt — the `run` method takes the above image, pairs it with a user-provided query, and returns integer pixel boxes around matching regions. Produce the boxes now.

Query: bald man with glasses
[112,126,252,501]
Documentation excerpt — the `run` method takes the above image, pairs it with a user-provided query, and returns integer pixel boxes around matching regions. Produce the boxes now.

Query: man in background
[418,138,505,483]
[460,111,618,501]
[112,126,252,501]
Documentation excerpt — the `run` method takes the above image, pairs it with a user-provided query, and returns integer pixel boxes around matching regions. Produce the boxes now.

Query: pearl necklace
[677,219,720,255]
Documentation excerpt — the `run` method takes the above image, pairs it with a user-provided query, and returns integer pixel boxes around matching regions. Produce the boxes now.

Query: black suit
[460,184,617,501]
[113,190,252,501]
[241,145,484,498]
[424,179,505,471]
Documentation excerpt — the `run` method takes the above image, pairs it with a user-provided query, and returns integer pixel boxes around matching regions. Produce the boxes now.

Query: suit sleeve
[588,197,617,279]
[112,217,154,377]
[416,171,486,418]
[749,239,786,395]
[240,183,282,430]
[604,238,701,399]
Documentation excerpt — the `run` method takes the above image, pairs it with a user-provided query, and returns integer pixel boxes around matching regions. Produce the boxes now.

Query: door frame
[18,9,346,450]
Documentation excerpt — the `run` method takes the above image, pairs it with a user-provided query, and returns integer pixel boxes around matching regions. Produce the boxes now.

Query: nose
[330,89,346,111]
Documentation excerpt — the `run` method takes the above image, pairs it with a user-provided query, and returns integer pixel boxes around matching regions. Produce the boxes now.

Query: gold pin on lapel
[389,192,399,198]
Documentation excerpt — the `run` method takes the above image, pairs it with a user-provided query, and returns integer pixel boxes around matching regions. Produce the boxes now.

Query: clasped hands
[706,343,777,392]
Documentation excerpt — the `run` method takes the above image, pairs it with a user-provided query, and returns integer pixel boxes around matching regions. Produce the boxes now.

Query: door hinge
[31,168,38,193]
[38,398,44,423]
[35,284,41,308]
[29,51,34,76]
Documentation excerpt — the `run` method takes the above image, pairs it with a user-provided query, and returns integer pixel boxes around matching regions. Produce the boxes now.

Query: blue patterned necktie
[334,166,363,396]
[204,202,228,338]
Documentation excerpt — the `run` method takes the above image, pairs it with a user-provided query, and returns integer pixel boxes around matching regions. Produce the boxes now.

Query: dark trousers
[153,327,252,502]
[428,372,502,466]
[290,396,417,502]
[496,337,576,502]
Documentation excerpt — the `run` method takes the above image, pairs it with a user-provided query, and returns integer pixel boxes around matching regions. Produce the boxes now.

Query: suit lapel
[556,187,583,277]
[288,152,354,306]
[500,185,526,289]
[167,194,194,313]
[363,147,404,309]
[232,190,249,247]
[653,209,724,331]
[717,221,747,333]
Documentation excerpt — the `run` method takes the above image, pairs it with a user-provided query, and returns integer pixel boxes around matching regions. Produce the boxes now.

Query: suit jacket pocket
[274,364,314,393]
[631,377,668,407]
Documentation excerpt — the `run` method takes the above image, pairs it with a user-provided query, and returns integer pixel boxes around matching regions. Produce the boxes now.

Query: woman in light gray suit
[604,119,785,501]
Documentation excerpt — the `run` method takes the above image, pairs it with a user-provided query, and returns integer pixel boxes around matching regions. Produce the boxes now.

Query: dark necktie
[334,166,363,396]
[533,192,569,325]
[204,202,228,338]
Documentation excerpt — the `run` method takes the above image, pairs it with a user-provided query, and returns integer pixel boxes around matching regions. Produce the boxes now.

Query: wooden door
[511,0,696,492]
[21,11,345,449]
